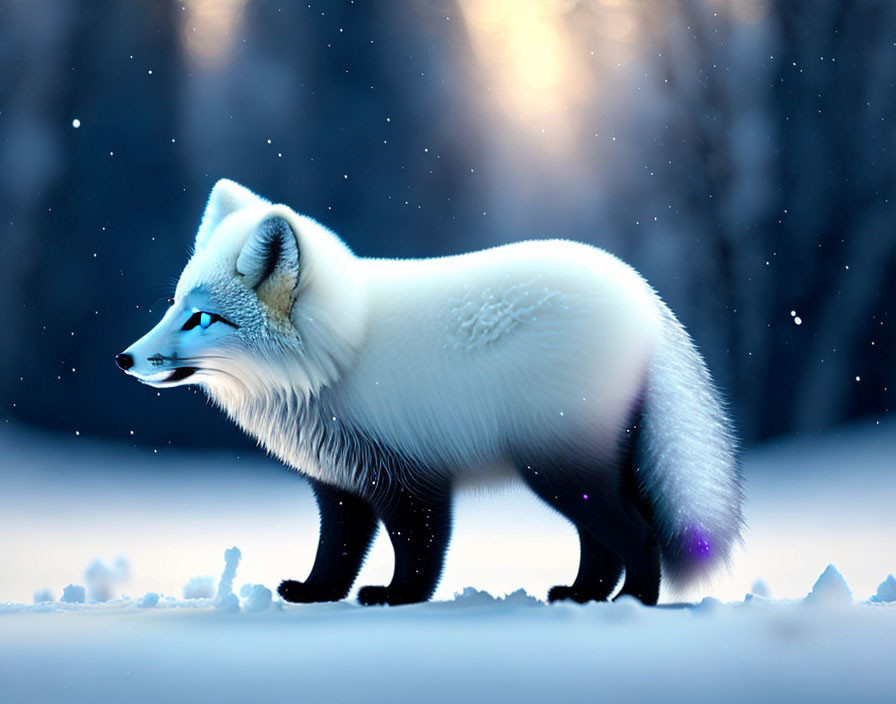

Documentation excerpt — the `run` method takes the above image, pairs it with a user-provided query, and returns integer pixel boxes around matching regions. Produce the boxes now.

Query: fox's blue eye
[182,310,208,331]
[181,309,237,332]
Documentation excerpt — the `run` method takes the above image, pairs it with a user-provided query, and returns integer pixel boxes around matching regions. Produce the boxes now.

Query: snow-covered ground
[2,594,894,703]
[1,419,894,702]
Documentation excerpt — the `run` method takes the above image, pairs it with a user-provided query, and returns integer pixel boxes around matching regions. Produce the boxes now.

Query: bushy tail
[636,299,744,588]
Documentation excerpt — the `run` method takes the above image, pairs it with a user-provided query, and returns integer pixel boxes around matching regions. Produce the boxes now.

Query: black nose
[115,353,134,371]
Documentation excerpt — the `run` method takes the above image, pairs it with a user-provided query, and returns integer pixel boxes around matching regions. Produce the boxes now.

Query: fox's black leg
[518,459,661,606]
[547,527,623,603]
[357,484,452,606]
[278,478,378,603]
[611,526,661,605]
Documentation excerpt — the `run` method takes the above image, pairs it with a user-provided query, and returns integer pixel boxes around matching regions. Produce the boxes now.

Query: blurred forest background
[0,0,892,452]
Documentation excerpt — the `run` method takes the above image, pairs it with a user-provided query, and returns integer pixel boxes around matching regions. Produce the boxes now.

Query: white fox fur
[122,179,743,589]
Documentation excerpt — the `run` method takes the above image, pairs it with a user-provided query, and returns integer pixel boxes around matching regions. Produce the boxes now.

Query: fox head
[117,179,366,409]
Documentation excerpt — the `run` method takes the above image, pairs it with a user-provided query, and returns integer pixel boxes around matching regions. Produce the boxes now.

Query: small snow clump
[61,584,86,603]
[85,556,130,602]
[183,577,215,599]
[33,588,54,604]
[138,592,160,609]
[452,587,496,605]
[214,546,242,611]
[502,589,541,607]
[693,596,722,614]
[805,564,852,606]
[216,593,240,612]
[750,579,772,598]
[241,584,273,612]
[870,575,896,603]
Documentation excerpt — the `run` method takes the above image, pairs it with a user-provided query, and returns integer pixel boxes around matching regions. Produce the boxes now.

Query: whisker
[148,297,170,314]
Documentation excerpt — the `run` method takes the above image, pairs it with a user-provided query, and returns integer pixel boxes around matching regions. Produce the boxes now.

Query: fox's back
[326,239,661,476]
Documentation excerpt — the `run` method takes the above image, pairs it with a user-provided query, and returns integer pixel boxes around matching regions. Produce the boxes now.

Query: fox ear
[195,179,263,251]
[236,215,300,293]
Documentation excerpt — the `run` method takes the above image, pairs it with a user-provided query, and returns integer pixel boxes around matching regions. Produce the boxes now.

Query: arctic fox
[117,179,742,606]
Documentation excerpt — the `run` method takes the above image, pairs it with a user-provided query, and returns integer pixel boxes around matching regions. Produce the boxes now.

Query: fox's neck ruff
[206,370,404,493]
[202,310,372,489]
[201,213,371,484]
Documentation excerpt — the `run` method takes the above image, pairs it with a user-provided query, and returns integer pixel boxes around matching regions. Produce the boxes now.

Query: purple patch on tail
[684,526,712,561]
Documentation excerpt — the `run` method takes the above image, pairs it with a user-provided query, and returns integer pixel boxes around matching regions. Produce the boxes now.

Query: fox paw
[278,580,344,603]
[357,585,427,606]
[357,585,392,606]
[548,585,608,604]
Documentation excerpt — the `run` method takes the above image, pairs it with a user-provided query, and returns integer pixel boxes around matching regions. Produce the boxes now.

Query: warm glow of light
[458,0,585,146]
[181,0,249,70]
[457,0,640,155]
[731,0,770,25]
[708,0,771,25]
[599,12,637,42]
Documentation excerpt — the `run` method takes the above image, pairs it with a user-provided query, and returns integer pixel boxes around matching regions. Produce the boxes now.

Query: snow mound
[183,577,214,599]
[240,584,273,612]
[138,592,160,609]
[214,547,241,606]
[502,588,541,607]
[84,557,130,602]
[805,564,852,606]
[452,587,497,605]
[61,584,86,603]
[33,589,54,604]
[214,546,242,611]
[750,579,772,598]
[449,587,541,608]
[871,575,896,603]
[693,596,722,614]
[216,593,239,612]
